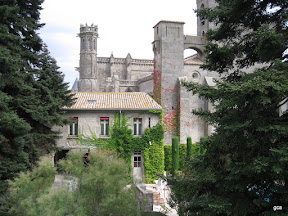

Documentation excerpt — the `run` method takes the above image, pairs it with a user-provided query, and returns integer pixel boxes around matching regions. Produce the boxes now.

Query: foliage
[107,113,134,163]
[196,0,287,74]
[2,158,56,215]
[3,150,141,216]
[187,137,192,158]
[58,150,140,216]
[164,140,206,173]
[77,127,110,147]
[168,1,288,215]
[0,0,74,194]
[77,112,164,184]
[142,123,164,183]
[172,137,179,176]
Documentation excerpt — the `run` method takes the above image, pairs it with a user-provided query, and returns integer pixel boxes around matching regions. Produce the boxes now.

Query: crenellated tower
[77,24,99,92]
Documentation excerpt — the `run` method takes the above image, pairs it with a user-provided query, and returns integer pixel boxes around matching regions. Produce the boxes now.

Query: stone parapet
[135,184,154,212]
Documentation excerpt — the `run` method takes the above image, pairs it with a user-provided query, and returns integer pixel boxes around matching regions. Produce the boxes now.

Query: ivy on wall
[153,59,162,105]
[77,111,164,184]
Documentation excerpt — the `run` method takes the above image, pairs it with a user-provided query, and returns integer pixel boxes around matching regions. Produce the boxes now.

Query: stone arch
[184,46,204,58]
[184,35,206,60]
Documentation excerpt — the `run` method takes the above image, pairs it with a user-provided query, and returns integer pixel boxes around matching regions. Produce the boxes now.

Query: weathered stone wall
[153,21,185,144]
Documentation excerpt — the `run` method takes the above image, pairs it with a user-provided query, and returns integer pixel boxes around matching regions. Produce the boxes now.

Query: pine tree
[0,0,74,194]
[167,0,288,215]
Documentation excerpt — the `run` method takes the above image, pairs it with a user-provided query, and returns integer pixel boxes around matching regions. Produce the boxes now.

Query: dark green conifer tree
[0,0,74,194]
[187,137,192,158]
[167,0,288,215]
[172,136,179,176]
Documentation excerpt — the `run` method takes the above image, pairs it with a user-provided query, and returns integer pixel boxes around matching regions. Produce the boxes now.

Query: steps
[153,191,165,205]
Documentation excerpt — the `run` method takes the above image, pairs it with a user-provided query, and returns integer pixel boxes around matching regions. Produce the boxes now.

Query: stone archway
[184,35,206,60]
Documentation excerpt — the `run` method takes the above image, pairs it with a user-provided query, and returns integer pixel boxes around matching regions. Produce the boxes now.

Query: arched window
[200,4,205,25]
[82,38,85,50]
[88,39,91,50]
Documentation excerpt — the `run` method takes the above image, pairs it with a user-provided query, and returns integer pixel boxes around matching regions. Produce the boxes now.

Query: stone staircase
[153,191,165,205]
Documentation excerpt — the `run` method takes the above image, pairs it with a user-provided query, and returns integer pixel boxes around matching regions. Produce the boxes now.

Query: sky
[39,0,198,88]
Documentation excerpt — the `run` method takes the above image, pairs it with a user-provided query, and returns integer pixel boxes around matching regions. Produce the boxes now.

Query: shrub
[171,136,179,175]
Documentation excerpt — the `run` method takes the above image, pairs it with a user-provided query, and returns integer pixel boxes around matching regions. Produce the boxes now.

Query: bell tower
[77,24,98,92]
[196,0,218,36]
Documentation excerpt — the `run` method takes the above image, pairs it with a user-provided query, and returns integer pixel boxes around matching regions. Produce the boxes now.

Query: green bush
[164,137,207,173]
[3,158,56,216]
[187,137,192,158]
[171,136,179,175]
[4,150,141,216]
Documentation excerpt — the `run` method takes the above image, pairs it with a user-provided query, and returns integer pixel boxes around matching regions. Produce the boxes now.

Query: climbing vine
[78,111,164,183]
[153,58,162,105]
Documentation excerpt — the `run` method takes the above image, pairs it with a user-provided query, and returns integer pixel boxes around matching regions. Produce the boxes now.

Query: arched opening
[82,38,85,50]
[54,149,69,168]
[200,4,205,25]
[184,48,197,59]
[184,47,204,63]
[88,39,91,50]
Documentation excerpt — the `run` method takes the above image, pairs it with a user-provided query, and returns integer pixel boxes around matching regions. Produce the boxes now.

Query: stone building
[53,0,220,180]
[56,0,219,154]
[72,0,219,144]
[53,91,162,181]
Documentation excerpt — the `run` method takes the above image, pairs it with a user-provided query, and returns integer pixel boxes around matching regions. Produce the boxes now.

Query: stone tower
[196,0,218,36]
[153,21,185,144]
[78,24,98,92]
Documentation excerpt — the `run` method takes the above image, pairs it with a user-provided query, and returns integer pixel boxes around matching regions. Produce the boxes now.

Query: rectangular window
[133,152,142,167]
[133,118,142,136]
[100,117,109,136]
[69,117,78,136]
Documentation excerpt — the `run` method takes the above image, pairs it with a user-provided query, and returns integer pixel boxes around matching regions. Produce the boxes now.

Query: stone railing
[135,184,154,212]
[119,80,138,86]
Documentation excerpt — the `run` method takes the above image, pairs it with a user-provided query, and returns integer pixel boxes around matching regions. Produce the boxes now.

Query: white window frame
[69,117,78,136]
[100,118,109,136]
[133,118,142,136]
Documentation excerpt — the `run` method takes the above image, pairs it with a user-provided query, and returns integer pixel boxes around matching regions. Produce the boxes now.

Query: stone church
[67,0,221,145]
[55,0,220,159]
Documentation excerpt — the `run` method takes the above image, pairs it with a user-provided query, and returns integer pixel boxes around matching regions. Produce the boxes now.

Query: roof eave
[62,108,162,111]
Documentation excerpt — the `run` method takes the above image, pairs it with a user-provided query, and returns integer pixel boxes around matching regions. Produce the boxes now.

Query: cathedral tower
[196,0,218,36]
[78,24,98,92]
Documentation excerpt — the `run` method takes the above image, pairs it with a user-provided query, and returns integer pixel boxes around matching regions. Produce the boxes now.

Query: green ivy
[142,123,164,183]
[77,112,164,184]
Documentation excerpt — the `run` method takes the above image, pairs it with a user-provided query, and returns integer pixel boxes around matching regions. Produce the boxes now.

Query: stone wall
[54,110,160,150]
[135,184,154,212]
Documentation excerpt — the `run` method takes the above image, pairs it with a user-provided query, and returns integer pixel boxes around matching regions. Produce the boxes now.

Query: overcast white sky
[39,0,198,88]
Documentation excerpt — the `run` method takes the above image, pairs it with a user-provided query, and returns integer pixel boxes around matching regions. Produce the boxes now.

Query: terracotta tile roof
[64,92,162,110]
[184,54,203,65]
